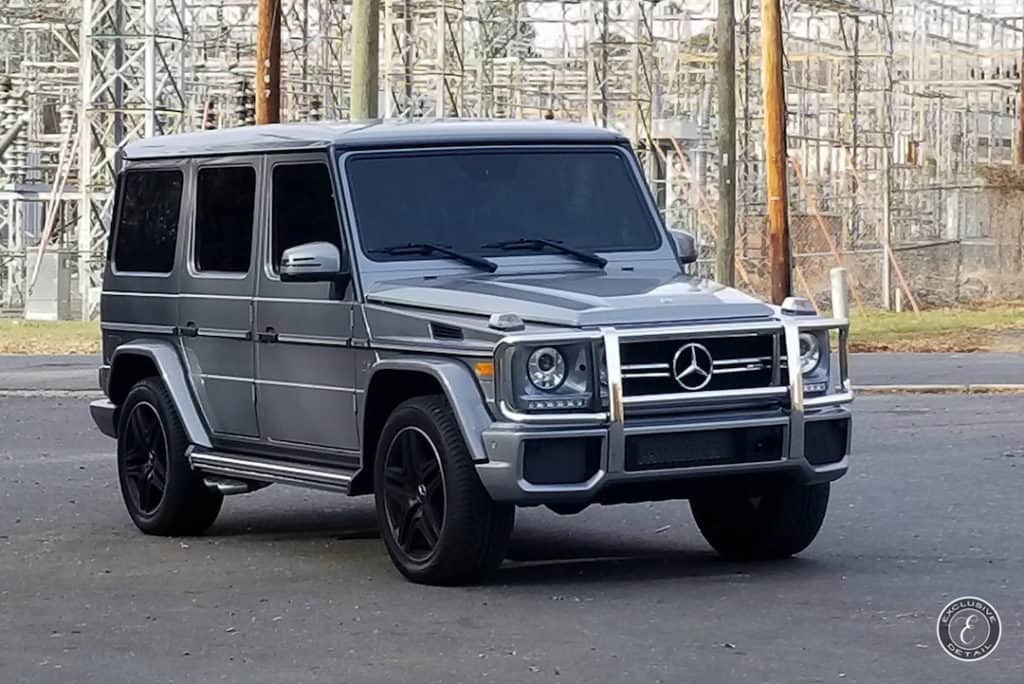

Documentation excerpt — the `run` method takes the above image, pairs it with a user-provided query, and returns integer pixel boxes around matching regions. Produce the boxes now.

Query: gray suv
[89,120,853,585]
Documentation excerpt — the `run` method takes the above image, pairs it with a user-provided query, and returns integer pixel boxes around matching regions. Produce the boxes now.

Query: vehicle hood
[365,269,775,328]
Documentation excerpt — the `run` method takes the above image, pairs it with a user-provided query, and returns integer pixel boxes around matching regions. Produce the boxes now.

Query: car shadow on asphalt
[496,522,834,586]
[495,551,828,586]
[208,504,381,541]
[203,505,833,585]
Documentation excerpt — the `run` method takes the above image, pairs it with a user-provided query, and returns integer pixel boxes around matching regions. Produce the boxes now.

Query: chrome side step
[189,449,353,494]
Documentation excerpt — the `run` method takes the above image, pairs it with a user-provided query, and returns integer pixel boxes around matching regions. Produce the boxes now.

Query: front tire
[690,481,829,560]
[116,378,222,535]
[374,395,514,585]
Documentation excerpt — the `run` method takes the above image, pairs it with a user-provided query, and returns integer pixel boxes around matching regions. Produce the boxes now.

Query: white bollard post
[830,267,849,321]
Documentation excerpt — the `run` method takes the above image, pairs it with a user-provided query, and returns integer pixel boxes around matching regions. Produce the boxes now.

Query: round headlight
[798,332,822,374]
[527,347,566,390]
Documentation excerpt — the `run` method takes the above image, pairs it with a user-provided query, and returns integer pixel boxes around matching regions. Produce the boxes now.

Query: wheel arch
[352,358,493,495]
[108,341,212,448]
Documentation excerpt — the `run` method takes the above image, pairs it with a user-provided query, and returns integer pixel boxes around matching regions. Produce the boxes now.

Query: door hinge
[256,328,278,343]
[177,322,199,338]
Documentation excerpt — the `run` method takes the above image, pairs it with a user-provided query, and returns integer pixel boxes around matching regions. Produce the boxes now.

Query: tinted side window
[194,166,256,273]
[114,169,183,273]
[271,163,342,271]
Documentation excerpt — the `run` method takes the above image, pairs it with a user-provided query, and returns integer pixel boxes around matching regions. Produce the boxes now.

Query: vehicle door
[254,154,359,455]
[178,158,260,438]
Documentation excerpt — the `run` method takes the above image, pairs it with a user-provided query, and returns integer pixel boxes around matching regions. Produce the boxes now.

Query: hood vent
[430,322,464,341]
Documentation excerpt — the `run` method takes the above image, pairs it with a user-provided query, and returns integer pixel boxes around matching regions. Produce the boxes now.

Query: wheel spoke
[128,409,147,445]
[382,466,407,497]
[150,458,167,490]
[421,503,441,545]
[396,502,419,551]
[418,455,440,484]
[400,431,417,477]
[137,474,153,511]
[144,421,162,452]
[122,460,147,485]
[418,512,439,547]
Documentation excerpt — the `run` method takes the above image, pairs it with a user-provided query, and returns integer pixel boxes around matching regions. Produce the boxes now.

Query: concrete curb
[854,384,1024,395]
[0,389,104,398]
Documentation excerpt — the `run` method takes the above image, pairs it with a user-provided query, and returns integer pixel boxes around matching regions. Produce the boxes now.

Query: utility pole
[761,0,791,304]
[881,148,893,309]
[716,0,737,286]
[255,0,281,123]
[1018,39,1024,164]
[351,0,380,119]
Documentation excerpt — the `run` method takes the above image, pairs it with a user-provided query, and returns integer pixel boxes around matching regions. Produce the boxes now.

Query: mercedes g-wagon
[89,119,853,585]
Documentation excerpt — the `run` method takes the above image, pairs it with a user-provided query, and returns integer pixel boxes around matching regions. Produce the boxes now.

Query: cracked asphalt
[1,393,1022,683]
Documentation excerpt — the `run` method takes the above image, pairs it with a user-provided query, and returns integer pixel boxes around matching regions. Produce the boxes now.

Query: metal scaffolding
[1,0,1023,317]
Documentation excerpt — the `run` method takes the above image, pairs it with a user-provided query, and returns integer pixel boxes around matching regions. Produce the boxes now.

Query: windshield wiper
[481,238,608,268]
[368,242,498,273]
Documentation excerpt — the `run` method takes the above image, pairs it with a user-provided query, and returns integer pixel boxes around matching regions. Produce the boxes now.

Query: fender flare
[363,358,494,463]
[110,341,213,448]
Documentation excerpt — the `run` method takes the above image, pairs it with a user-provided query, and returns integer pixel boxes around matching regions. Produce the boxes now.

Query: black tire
[374,395,514,585]
[116,377,222,535]
[690,481,830,560]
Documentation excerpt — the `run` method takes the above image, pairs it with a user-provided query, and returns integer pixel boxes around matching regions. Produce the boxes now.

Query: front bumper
[476,407,850,505]
[476,318,853,505]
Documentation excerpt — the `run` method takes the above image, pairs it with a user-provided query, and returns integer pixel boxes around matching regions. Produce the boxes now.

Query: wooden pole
[761,0,791,304]
[716,0,737,286]
[351,0,380,119]
[1018,39,1024,164]
[255,0,281,124]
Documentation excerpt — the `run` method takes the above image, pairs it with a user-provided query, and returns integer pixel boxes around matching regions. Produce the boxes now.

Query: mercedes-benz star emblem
[672,342,714,391]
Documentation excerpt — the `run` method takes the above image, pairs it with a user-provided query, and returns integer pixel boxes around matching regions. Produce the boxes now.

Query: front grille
[620,333,777,397]
[624,425,785,471]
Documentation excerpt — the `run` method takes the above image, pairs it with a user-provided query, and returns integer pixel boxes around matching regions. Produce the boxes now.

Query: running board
[188,449,354,494]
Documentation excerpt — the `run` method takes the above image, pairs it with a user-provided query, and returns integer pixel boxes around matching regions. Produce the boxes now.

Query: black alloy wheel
[121,401,169,515]
[373,395,514,585]
[690,481,830,560]
[380,426,446,562]
[116,377,223,536]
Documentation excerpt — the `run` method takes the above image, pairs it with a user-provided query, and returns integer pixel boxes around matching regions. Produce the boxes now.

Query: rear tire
[374,395,514,585]
[116,378,222,535]
[690,482,829,560]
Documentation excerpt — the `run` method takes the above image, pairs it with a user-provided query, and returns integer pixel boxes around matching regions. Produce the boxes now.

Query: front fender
[364,358,494,463]
[110,341,213,448]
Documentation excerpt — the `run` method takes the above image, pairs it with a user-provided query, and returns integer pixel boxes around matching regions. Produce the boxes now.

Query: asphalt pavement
[2,353,1022,392]
[0,355,98,392]
[1,393,1022,682]
[849,352,1024,387]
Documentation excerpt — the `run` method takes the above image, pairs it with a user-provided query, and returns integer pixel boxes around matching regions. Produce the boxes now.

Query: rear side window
[194,166,256,273]
[270,163,342,271]
[114,169,183,273]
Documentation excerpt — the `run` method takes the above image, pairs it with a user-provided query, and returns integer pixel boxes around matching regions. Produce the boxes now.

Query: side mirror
[280,241,345,283]
[671,231,698,266]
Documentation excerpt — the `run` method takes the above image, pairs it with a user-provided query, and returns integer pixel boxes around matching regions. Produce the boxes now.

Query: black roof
[122,119,629,160]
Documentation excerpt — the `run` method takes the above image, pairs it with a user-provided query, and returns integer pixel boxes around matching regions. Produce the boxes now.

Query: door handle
[178,322,199,337]
[256,327,278,343]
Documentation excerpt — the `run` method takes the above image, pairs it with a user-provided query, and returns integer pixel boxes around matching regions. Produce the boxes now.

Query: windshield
[345,148,663,262]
